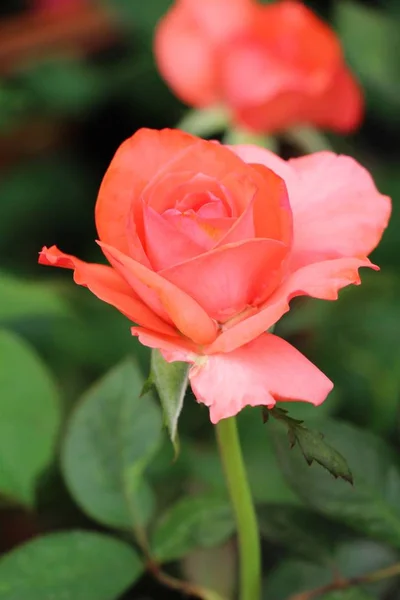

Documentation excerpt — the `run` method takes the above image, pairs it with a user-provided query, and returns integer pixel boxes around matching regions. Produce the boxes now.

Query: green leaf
[0,531,142,600]
[151,495,235,562]
[0,272,71,323]
[292,426,353,484]
[62,359,162,531]
[272,419,400,547]
[271,409,353,483]
[151,349,189,453]
[0,330,61,506]
[263,539,395,600]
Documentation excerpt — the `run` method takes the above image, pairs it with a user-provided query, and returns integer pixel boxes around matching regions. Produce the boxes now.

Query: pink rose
[155,0,363,133]
[39,129,390,422]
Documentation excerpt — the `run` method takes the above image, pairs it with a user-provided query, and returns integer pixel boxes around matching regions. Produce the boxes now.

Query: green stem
[177,106,229,137]
[283,125,333,153]
[215,416,261,600]
[223,127,278,153]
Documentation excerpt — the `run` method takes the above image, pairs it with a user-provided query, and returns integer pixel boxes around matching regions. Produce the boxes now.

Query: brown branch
[0,4,119,75]
[288,562,400,600]
[146,558,226,600]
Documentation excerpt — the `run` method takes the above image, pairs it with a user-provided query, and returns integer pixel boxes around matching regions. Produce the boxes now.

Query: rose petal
[180,0,253,43]
[247,163,292,246]
[145,172,234,216]
[232,146,391,269]
[95,128,200,256]
[168,213,235,250]
[252,1,341,77]
[143,138,256,215]
[161,238,288,322]
[98,241,218,345]
[221,38,306,110]
[142,138,289,244]
[216,193,255,246]
[189,332,333,423]
[38,246,177,336]
[206,256,374,353]
[130,327,332,425]
[230,144,293,182]
[154,2,218,106]
[287,153,391,269]
[131,326,198,360]
[143,204,204,270]
[303,67,364,132]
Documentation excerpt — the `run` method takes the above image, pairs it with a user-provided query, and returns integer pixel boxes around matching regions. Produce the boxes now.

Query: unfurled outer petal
[98,242,218,345]
[131,327,199,359]
[286,152,391,268]
[38,246,178,336]
[191,333,333,423]
[130,328,332,424]
[206,256,374,354]
[231,145,391,269]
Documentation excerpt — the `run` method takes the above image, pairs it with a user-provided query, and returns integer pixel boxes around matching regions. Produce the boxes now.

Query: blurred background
[0,1,399,599]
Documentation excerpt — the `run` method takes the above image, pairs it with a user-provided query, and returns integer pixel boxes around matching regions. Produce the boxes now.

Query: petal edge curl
[39,246,177,336]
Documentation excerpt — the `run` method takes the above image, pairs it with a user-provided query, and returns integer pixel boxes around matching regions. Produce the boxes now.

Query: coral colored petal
[248,163,292,246]
[98,242,218,345]
[206,256,374,353]
[287,153,391,269]
[154,3,218,107]
[181,0,253,43]
[145,171,234,215]
[142,204,204,270]
[38,246,177,336]
[189,333,333,424]
[95,128,200,256]
[161,238,288,322]
[304,67,364,133]
[131,327,198,361]
[231,144,293,182]
[232,146,391,269]
[216,195,255,246]
[147,139,254,208]
[223,148,293,244]
[253,1,341,76]
[221,39,305,109]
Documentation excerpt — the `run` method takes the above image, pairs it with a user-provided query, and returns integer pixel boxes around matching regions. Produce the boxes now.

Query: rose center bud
[162,192,234,250]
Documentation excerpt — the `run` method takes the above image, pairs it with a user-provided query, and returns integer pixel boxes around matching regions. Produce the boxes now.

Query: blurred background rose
[0,1,399,599]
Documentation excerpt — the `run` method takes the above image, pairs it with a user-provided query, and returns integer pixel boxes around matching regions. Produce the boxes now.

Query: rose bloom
[39,129,390,423]
[155,0,363,133]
